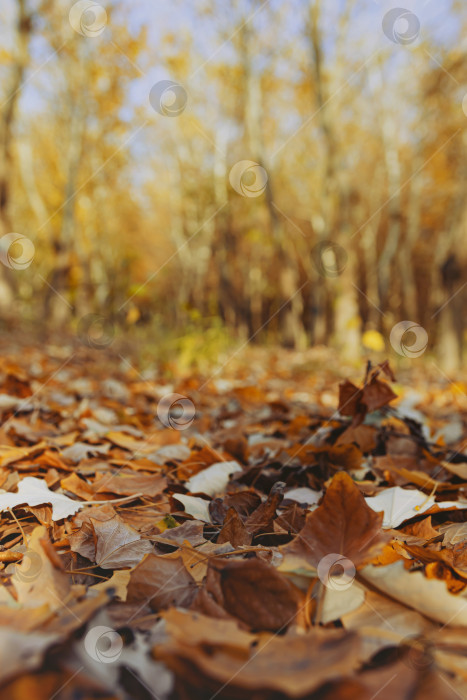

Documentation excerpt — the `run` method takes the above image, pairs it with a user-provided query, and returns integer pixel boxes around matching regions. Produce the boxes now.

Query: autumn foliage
[1,0,467,697]
[0,1,466,368]
[0,348,465,697]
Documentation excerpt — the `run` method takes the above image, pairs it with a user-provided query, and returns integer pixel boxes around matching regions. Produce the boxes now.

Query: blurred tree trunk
[44,41,87,324]
[368,61,402,321]
[242,22,305,349]
[432,141,467,371]
[0,0,32,313]
[434,205,467,372]
[360,162,385,332]
[170,148,196,325]
[438,254,464,373]
[17,139,48,223]
[212,126,240,331]
[0,0,31,233]
[307,0,360,360]
[400,157,421,321]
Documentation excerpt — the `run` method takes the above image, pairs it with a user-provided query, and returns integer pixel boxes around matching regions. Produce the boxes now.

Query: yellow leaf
[362,330,385,352]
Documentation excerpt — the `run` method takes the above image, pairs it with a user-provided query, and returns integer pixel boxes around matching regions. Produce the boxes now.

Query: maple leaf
[172,493,212,522]
[338,364,397,426]
[92,515,154,569]
[155,608,361,697]
[12,526,70,610]
[0,477,85,521]
[214,558,304,631]
[245,482,285,536]
[365,486,466,528]
[217,507,251,546]
[127,553,198,610]
[282,472,389,569]
[2,349,467,698]
[70,511,153,568]
[185,460,242,495]
[93,471,167,497]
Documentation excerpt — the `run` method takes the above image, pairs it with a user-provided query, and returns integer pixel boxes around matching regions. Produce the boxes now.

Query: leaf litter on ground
[0,347,466,697]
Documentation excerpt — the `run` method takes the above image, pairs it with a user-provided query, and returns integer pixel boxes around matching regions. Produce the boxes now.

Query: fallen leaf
[342,590,435,658]
[401,516,439,542]
[338,367,397,426]
[441,522,467,546]
[60,473,96,500]
[336,424,377,452]
[92,515,154,569]
[245,482,285,536]
[0,629,60,685]
[275,502,307,534]
[360,656,462,700]
[361,560,467,627]
[365,486,467,528]
[89,569,130,601]
[172,494,212,522]
[155,519,205,546]
[206,558,304,631]
[185,460,242,496]
[94,471,167,497]
[284,486,322,506]
[321,582,366,625]
[281,472,389,570]
[217,507,251,546]
[162,607,253,649]
[12,526,71,610]
[0,442,47,468]
[127,553,197,610]
[155,609,361,697]
[0,477,84,521]
[60,441,110,463]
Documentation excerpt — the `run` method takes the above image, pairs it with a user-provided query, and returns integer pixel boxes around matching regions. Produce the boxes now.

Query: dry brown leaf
[245,483,284,536]
[206,557,304,631]
[336,424,377,452]
[92,515,154,569]
[217,507,251,546]
[282,471,389,569]
[93,471,167,497]
[338,370,397,426]
[155,608,361,698]
[127,553,198,610]
[12,526,71,611]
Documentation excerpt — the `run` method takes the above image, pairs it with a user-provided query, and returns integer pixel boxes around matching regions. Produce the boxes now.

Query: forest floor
[0,342,467,699]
